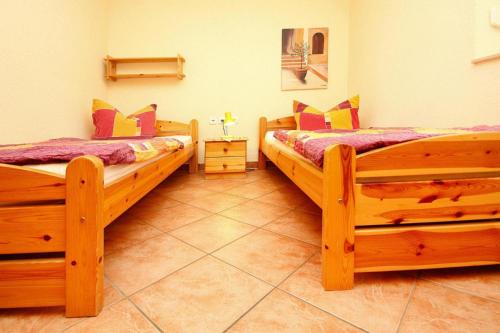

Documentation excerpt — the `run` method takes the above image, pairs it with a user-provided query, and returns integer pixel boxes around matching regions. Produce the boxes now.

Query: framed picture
[281,27,329,91]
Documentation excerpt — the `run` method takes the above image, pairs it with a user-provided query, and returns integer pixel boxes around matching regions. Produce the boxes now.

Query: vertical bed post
[65,156,104,317]
[189,119,199,173]
[258,117,268,169]
[322,144,356,290]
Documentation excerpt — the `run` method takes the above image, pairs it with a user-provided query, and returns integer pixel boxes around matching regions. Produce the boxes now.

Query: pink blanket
[0,137,183,166]
[274,126,500,167]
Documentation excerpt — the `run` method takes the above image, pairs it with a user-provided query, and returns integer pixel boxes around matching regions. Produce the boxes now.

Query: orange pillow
[293,96,360,130]
[92,99,157,139]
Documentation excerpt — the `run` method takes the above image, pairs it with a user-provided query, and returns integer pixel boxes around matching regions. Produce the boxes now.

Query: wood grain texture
[322,145,356,290]
[189,119,198,173]
[205,141,246,158]
[0,205,65,254]
[0,164,65,202]
[355,222,500,271]
[357,132,500,171]
[65,156,104,317]
[356,178,500,225]
[262,137,322,206]
[155,120,191,136]
[103,147,193,225]
[205,156,246,173]
[266,116,297,131]
[258,117,268,169]
[0,258,65,308]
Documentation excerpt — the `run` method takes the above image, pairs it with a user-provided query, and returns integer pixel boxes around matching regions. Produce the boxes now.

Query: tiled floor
[1,167,499,333]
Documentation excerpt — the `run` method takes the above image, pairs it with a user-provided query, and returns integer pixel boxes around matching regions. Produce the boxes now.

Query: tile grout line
[220,251,318,333]
[395,278,417,333]
[417,276,500,304]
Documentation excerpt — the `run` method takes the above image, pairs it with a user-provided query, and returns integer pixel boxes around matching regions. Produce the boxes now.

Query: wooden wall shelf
[105,55,185,81]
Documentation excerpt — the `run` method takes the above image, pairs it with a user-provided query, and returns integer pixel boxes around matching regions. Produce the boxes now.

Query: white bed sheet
[26,135,192,184]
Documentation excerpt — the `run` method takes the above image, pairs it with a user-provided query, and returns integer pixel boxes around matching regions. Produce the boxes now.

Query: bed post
[189,119,199,173]
[65,156,104,317]
[322,144,356,290]
[258,117,267,169]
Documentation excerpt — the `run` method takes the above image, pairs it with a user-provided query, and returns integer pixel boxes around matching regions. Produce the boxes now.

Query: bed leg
[322,145,356,290]
[189,119,199,173]
[258,117,268,169]
[65,156,104,317]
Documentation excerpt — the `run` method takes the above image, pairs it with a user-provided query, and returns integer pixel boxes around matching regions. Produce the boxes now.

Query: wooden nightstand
[204,137,247,175]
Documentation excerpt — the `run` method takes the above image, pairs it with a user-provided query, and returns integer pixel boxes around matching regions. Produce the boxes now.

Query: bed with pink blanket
[273,126,500,167]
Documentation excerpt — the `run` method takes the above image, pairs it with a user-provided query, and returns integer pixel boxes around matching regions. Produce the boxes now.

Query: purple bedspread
[0,137,181,166]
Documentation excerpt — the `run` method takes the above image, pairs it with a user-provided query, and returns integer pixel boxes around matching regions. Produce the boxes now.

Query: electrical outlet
[218,116,225,124]
[209,116,217,125]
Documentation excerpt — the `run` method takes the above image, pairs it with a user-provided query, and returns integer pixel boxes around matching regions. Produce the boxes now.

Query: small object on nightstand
[204,137,247,176]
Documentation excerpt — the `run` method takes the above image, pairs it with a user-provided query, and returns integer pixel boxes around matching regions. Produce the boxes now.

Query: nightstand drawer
[205,141,246,158]
[205,157,245,173]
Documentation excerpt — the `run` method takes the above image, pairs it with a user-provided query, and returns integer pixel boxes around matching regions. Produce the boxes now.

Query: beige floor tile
[103,278,125,307]
[105,234,204,295]
[165,186,216,203]
[280,254,415,333]
[420,265,500,302]
[65,300,159,333]
[213,229,318,285]
[187,192,248,213]
[170,215,256,252]
[399,280,500,333]
[264,210,322,246]
[197,178,244,192]
[219,200,290,227]
[130,191,181,211]
[0,307,83,333]
[131,256,272,333]
[104,214,162,255]
[229,289,361,333]
[255,187,310,210]
[142,203,211,232]
[225,179,283,199]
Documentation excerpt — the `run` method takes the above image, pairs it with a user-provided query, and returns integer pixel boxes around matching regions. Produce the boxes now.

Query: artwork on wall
[281,27,328,91]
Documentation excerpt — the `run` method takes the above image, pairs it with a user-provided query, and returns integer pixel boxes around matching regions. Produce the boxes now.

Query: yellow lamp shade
[223,112,236,126]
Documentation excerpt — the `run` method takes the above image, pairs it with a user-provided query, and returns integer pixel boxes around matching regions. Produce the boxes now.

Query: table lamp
[222,112,236,138]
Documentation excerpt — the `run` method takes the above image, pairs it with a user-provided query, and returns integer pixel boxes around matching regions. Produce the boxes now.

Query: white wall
[106,0,350,161]
[0,0,108,143]
[349,0,500,128]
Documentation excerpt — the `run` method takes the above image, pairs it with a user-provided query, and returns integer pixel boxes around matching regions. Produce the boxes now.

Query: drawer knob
[223,148,228,153]
[223,164,227,168]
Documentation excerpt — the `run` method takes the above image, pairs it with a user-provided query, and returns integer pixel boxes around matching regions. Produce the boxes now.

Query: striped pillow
[293,96,360,130]
[92,99,157,139]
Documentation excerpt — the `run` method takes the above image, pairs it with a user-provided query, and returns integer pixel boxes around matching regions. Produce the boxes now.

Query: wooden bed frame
[258,116,500,290]
[0,119,198,317]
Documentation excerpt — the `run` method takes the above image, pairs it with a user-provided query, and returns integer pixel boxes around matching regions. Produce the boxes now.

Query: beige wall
[0,0,108,143]
[474,0,500,59]
[106,0,350,161]
[349,0,500,128]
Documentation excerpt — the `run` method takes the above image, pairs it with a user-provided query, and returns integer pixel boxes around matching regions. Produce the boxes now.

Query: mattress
[265,131,321,170]
[26,135,192,184]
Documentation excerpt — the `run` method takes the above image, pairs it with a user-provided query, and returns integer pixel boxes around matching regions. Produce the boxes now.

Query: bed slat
[0,164,65,202]
[0,205,65,254]
[355,177,500,226]
[355,221,500,272]
[103,146,192,225]
[0,258,65,308]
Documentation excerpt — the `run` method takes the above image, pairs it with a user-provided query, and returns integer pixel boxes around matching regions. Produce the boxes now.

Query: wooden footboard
[258,116,500,290]
[0,118,199,317]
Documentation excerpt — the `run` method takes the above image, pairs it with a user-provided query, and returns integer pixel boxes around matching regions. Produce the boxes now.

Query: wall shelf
[105,55,185,81]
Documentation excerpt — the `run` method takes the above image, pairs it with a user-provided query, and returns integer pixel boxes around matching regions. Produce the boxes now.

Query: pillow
[293,95,360,130]
[92,99,157,139]
[293,101,327,131]
[325,95,360,129]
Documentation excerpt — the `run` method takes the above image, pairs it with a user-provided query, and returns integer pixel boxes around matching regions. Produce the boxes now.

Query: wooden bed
[258,116,500,290]
[0,119,198,317]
